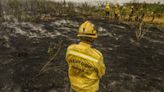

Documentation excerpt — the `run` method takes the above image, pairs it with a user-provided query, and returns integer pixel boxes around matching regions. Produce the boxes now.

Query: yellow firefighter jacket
[105,4,110,12]
[115,6,120,15]
[66,42,106,92]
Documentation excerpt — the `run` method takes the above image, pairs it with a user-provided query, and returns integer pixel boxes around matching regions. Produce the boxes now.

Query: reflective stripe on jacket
[66,42,106,92]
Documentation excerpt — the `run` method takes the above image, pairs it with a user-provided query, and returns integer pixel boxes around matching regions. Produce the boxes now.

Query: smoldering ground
[0,19,163,92]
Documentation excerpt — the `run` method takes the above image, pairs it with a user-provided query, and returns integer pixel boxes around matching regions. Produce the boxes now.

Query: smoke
[51,0,164,4]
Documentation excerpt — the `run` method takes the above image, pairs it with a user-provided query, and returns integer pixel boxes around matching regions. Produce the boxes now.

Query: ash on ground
[0,19,164,92]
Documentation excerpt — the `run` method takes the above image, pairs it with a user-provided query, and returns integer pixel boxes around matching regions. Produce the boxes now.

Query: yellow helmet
[77,21,97,38]
[106,3,110,6]
[105,3,110,9]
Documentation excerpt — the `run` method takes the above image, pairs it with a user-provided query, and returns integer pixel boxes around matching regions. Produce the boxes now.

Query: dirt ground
[0,18,163,92]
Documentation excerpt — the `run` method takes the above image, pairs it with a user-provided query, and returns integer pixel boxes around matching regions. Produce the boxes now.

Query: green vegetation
[125,3,164,13]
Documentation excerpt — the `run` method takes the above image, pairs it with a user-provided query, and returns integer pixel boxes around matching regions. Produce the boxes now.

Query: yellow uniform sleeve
[97,55,106,78]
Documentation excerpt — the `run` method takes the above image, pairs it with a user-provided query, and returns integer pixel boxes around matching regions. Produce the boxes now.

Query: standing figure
[66,21,106,92]
[129,5,134,21]
[151,11,155,22]
[114,4,120,22]
[105,3,110,18]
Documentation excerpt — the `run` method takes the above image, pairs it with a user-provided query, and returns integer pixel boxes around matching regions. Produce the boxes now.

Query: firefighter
[151,11,155,22]
[66,21,106,92]
[114,4,120,21]
[105,3,110,17]
[120,6,127,21]
[129,5,134,21]
[138,6,145,22]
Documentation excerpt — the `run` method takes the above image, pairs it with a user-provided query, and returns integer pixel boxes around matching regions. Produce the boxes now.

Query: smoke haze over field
[52,0,164,4]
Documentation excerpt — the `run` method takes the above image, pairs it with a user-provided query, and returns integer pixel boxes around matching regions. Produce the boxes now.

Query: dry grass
[143,15,164,25]
[0,0,163,26]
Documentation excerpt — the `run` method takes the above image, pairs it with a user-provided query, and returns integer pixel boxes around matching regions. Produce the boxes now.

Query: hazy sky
[53,0,164,4]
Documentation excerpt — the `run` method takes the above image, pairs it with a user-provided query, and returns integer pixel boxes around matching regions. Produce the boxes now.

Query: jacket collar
[79,41,91,48]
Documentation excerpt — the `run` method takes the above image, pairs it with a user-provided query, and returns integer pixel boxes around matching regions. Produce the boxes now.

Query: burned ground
[0,19,163,92]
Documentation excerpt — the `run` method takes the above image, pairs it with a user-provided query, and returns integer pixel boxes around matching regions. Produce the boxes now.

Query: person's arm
[97,55,106,78]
